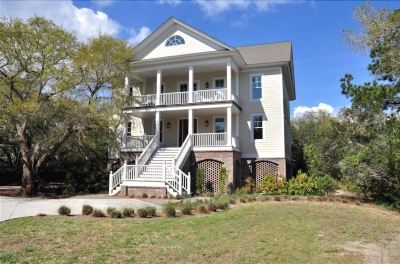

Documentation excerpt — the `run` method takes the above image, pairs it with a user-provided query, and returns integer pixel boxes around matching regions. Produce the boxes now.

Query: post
[235,71,239,99]
[226,61,232,100]
[125,76,129,94]
[227,106,232,146]
[155,111,160,146]
[109,171,113,195]
[187,172,191,195]
[122,160,127,181]
[188,109,193,136]
[156,69,162,105]
[163,161,166,182]
[188,66,193,103]
[179,171,182,196]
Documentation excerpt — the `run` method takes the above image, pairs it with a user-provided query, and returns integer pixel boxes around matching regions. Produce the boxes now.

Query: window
[214,117,225,133]
[126,122,132,137]
[128,86,133,96]
[252,115,263,140]
[251,74,262,100]
[165,35,185,46]
[214,79,225,89]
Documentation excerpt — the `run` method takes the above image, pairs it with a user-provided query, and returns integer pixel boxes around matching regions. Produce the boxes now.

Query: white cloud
[294,103,335,118]
[91,0,115,7]
[128,26,151,45]
[192,0,296,17]
[1,0,119,41]
[158,0,182,6]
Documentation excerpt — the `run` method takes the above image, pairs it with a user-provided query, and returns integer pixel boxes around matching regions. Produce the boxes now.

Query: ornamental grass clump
[180,202,192,215]
[92,209,105,217]
[146,207,157,217]
[58,205,71,216]
[239,197,247,203]
[110,210,123,218]
[137,208,148,218]
[229,198,236,204]
[207,202,217,212]
[196,205,208,213]
[163,203,176,217]
[106,207,116,215]
[273,196,281,201]
[82,205,93,216]
[122,208,134,217]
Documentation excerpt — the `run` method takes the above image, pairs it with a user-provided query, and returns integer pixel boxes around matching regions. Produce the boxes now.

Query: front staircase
[109,136,192,197]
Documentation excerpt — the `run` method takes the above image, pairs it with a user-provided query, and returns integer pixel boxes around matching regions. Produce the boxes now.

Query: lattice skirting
[196,159,224,194]
[247,160,279,186]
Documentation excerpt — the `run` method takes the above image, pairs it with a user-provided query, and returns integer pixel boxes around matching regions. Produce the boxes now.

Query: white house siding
[239,67,285,159]
[283,80,291,160]
[143,30,216,60]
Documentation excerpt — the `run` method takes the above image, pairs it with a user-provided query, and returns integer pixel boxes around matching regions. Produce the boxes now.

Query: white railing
[109,162,125,195]
[166,165,191,195]
[136,134,158,166]
[232,136,240,148]
[193,88,227,103]
[124,135,154,149]
[133,94,157,107]
[160,91,189,105]
[192,133,227,146]
[232,93,239,102]
[173,135,192,169]
[126,164,164,181]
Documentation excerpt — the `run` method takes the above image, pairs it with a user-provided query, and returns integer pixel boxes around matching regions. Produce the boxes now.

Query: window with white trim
[214,79,225,89]
[214,117,225,133]
[252,115,263,140]
[251,74,262,100]
[126,122,132,137]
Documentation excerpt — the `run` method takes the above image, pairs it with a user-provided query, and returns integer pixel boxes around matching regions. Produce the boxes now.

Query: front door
[178,119,198,146]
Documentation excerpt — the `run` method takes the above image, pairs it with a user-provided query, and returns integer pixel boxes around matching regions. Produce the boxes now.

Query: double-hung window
[126,122,132,137]
[252,115,263,140]
[215,79,225,89]
[251,74,262,100]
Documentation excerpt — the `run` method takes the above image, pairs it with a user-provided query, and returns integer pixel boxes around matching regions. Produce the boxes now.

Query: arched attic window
[165,35,185,46]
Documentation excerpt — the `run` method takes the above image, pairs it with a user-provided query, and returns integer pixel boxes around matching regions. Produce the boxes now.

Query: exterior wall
[120,186,167,198]
[143,29,216,60]
[239,67,285,159]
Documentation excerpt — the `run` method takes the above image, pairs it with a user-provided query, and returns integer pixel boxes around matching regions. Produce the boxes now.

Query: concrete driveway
[0,194,167,222]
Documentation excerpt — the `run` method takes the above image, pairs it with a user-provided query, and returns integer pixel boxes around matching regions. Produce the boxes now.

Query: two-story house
[109,17,295,197]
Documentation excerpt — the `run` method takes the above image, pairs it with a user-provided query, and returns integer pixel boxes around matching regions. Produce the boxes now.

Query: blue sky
[2,0,399,117]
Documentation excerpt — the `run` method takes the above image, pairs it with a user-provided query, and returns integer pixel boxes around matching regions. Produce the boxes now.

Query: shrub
[287,171,320,196]
[110,210,123,218]
[258,174,287,195]
[219,167,228,194]
[181,202,192,215]
[317,196,327,202]
[163,203,176,217]
[137,208,148,218]
[314,175,339,194]
[215,200,229,210]
[106,207,116,215]
[236,177,256,194]
[195,169,204,194]
[229,198,236,204]
[239,197,247,203]
[142,193,148,198]
[146,207,157,217]
[355,201,361,206]
[92,209,105,217]
[247,195,257,202]
[208,202,218,212]
[122,208,134,217]
[291,196,300,201]
[258,195,270,202]
[274,196,281,201]
[307,196,315,201]
[82,205,93,215]
[58,205,71,216]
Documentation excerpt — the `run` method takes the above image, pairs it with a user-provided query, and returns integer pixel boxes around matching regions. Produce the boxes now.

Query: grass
[1,202,399,263]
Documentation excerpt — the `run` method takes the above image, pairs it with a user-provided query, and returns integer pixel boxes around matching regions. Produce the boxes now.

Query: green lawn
[1,201,399,263]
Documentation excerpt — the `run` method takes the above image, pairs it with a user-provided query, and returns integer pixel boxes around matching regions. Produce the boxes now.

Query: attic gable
[133,17,232,61]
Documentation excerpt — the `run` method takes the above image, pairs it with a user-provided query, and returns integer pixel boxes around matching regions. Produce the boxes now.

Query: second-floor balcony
[131,88,238,108]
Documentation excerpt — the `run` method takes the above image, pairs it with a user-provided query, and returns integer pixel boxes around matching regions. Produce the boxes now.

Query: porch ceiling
[136,62,227,78]
[134,107,236,119]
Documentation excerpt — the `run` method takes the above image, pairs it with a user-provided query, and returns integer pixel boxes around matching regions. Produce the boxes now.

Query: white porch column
[188,66,193,103]
[188,109,193,136]
[226,106,232,146]
[155,111,160,146]
[235,71,240,98]
[156,69,162,105]
[226,61,232,100]
[125,76,129,92]
[235,113,239,138]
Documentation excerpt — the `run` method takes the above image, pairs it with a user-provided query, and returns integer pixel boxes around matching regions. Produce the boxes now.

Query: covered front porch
[122,106,240,151]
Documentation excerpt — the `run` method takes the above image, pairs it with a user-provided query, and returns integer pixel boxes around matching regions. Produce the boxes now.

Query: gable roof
[132,17,233,61]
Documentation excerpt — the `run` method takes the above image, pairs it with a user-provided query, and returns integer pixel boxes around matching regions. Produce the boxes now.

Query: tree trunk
[22,162,35,195]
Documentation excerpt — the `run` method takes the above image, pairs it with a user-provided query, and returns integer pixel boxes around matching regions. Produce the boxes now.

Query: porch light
[205,120,209,127]
[205,82,209,89]
[166,122,171,129]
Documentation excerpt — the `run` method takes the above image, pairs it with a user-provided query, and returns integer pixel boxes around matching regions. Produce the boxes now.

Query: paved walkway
[0,194,167,222]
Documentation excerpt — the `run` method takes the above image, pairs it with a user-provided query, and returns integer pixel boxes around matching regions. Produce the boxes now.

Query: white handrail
[133,94,157,107]
[165,165,191,195]
[192,133,227,146]
[174,134,192,169]
[109,162,126,195]
[193,88,227,103]
[123,135,154,149]
[136,134,158,166]
[160,91,189,105]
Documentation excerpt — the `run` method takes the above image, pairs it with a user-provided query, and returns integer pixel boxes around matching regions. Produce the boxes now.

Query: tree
[0,17,134,195]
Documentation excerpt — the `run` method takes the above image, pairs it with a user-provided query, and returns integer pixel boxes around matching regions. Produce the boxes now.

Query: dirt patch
[343,234,400,264]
